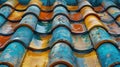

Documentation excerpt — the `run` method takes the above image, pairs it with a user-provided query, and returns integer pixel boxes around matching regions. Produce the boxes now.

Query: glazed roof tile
[0,0,120,67]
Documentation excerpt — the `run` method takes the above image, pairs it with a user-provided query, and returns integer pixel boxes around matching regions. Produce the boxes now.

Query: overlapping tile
[0,0,120,67]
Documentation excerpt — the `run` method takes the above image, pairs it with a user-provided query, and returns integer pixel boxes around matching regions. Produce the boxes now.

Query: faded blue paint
[107,7,120,19]
[103,0,120,25]
[18,0,30,5]
[52,15,71,29]
[19,6,40,30]
[0,6,12,27]
[50,27,73,46]
[77,58,85,67]
[90,27,112,47]
[111,0,120,6]
[10,27,33,46]
[48,43,76,67]
[0,42,25,67]
[102,0,116,9]
[0,27,33,67]
[0,0,7,4]
[0,65,7,67]
[19,14,38,29]
[41,0,55,6]
[56,0,67,5]
[54,6,68,16]
[25,6,40,16]
[97,43,120,67]
[0,6,40,67]
[36,21,52,33]
[88,0,102,7]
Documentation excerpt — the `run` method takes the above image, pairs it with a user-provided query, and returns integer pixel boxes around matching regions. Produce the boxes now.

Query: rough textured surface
[0,0,120,67]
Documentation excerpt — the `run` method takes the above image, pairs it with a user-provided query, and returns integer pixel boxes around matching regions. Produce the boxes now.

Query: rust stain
[0,36,11,47]
[71,23,84,33]
[39,12,53,20]
[70,12,82,21]
[94,6,104,12]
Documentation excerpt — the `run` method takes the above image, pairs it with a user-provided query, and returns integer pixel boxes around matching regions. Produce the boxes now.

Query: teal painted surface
[0,27,33,67]
[52,15,71,29]
[107,7,120,19]
[0,0,7,4]
[0,5,40,66]
[65,0,78,5]
[41,0,55,6]
[0,65,7,67]
[18,0,30,5]
[49,43,76,67]
[0,6,12,27]
[10,27,33,46]
[111,0,120,6]
[54,6,68,16]
[20,14,38,29]
[50,27,73,46]
[56,0,67,5]
[36,21,52,33]
[97,43,120,67]
[77,58,85,67]
[90,27,112,47]
[0,42,25,67]
[102,0,116,9]
[26,6,40,16]
[88,0,102,7]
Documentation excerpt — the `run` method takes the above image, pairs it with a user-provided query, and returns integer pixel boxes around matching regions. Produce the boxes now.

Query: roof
[0,0,120,67]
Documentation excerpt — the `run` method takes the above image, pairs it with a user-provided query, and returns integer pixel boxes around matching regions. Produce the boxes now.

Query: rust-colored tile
[39,12,53,20]
[0,36,11,47]
[71,23,85,33]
